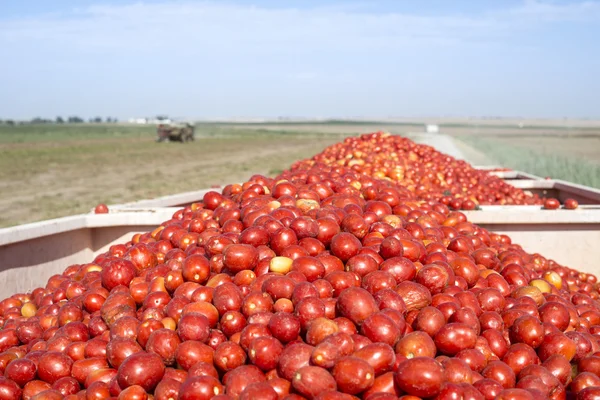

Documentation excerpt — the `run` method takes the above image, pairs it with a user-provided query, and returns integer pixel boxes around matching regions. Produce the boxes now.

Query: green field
[1,122,599,228]
[0,124,350,228]
[455,135,600,188]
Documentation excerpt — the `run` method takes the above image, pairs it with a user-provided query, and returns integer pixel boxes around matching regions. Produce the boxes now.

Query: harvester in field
[156,122,195,143]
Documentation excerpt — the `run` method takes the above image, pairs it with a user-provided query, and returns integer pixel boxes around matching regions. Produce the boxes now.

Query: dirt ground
[2,120,599,228]
[0,125,344,228]
[225,123,418,135]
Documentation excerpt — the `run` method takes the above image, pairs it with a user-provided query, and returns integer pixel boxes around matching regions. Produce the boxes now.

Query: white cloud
[2,0,598,57]
[508,0,600,21]
[0,1,598,118]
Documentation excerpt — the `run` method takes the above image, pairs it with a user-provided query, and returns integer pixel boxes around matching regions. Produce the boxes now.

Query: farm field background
[227,121,600,187]
[1,119,599,228]
[454,135,600,189]
[0,124,347,228]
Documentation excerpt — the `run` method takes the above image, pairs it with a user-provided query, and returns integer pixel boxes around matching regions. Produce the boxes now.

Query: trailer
[1,174,600,299]
[156,123,195,143]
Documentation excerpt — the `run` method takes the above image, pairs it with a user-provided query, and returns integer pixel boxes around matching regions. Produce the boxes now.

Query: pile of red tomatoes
[291,132,546,209]
[0,132,596,399]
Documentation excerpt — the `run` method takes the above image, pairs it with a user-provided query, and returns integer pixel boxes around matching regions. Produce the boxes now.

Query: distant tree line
[0,116,118,125]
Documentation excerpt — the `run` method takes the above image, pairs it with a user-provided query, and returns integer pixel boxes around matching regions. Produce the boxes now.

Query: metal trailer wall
[1,132,599,299]
[1,197,599,299]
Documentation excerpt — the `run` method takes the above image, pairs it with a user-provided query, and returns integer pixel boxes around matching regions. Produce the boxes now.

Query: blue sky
[1,0,599,120]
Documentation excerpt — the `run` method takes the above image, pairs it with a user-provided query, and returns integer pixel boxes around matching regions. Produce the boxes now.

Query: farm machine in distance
[156,123,195,143]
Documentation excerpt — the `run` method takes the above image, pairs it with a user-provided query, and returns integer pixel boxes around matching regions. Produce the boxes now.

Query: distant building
[127,117,173,125]
[149,118,172,125]
[425,124,440,133]
[128,118,148,124]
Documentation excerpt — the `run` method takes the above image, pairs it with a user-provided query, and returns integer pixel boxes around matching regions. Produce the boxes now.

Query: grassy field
[455,135,600,188]
[0,124,350,228]
[2,121,599,228]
